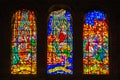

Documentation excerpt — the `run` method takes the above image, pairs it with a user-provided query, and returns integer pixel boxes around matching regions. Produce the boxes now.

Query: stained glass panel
[47,9,73,74]
[83,10,109,74]
[11,10,37,74]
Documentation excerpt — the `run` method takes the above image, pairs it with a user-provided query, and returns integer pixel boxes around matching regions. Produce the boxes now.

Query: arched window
[47,9,73,74]
[83,10,109,74]
[11,10,37,74]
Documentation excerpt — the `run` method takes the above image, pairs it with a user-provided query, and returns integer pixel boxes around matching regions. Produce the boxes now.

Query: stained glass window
[11,10,37,74]
[47,9,73,74]
[83,10,109,74]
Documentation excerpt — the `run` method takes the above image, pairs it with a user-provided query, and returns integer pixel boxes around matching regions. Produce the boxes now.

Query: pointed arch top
[47,4,74,22]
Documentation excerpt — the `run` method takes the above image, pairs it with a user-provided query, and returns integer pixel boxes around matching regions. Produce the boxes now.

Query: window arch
[83,10,109,74]
[11,9,37,74]
[47,9,73,74]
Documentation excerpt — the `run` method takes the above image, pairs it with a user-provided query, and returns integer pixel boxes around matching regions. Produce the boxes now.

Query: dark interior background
[0,0,120,80]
